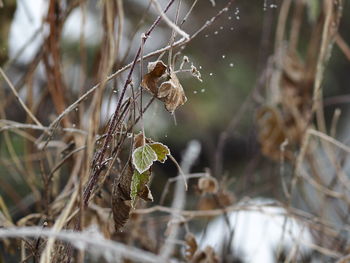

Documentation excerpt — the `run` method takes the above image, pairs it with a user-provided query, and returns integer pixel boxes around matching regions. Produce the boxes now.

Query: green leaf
[150,142,170,163]
[132,144,157,174]
[131,169,151,208]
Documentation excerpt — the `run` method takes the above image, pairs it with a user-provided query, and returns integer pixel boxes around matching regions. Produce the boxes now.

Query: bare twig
[0,68,43,127]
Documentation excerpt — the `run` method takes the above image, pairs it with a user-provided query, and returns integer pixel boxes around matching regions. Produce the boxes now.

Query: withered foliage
[1,0,350,262]
[158,71,188,113]
[184,233,219,263]
[112,162,134,232]
[257,0,343,161]
[141,60,167,95]
[141,60,188,113]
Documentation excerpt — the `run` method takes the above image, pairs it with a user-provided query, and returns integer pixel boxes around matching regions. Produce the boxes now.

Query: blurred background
[1,0,350,262]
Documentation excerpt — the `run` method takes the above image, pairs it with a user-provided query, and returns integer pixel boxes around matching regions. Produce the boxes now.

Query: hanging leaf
[130,169,152,208]
[158,71,187,113]
[141,60,167,95]
[149,142,170,163]
[132,144,157,174]
[198,176,218,194]
[112,163,133,232]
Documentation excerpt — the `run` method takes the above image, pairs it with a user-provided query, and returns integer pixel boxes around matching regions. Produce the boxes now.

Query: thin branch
[0,68,43,127]
[0,227,171,263]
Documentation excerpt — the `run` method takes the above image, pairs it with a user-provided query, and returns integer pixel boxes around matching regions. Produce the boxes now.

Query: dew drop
[229,63,234,67]
[75,108,78,111]
[199,66,202,69]
[222,55,226,59]
[220,26,224,30]
[214,31,218,35]
[236,16,240,20]
[72,124,76,128]
[230,27,234,31]
[193,90,198,94]
[228,16,232,20]
[205,34,209,38]
[209,72,213,76]
[113,90,117,93]
[201,89,205,93]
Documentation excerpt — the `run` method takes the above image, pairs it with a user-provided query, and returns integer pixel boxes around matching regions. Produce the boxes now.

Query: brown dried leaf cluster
[141,60,187,113]
[256,2,342,160]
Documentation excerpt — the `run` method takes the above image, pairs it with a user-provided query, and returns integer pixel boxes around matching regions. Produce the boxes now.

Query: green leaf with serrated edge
[131,169,151,208]
[132,144,157,174]
[150,142,170,163]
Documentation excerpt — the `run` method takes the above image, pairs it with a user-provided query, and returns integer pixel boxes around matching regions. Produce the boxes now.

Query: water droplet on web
[113,90,117,93]
[199,66,202,69]
[228,16,232,20]
[214,31,218,35]
[165,134,168,138]
[209,73,213,76]
[193,90,198,94]
[236,16,240,20]
[220,26,224,30]
[205,34,209,38]
[201,89,205,93]
[72,124,76,128]
[75,108,78,111]
[229,63,234,67]
[222,55,226,59]
[270,4,277,8]
[230,27,234,31]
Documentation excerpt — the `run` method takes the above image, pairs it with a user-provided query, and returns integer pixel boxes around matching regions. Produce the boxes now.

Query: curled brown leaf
[158,71,187,113]
[141,60,167,95]
[112,163,133,231]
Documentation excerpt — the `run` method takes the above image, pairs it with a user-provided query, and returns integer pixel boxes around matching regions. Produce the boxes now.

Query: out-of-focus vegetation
[0,0,350,262]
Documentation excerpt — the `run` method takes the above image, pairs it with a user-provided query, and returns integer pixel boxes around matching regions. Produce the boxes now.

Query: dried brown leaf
[191,246,219,263]
[112,163,133,231]
[141,60,167,95]
[139,184,153,202]
[256,106,287,160]
[197,190,235,212]
[134,132,145,149]
[158,71,187,113]
[185,233,198,261]
[198,177,218,194]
